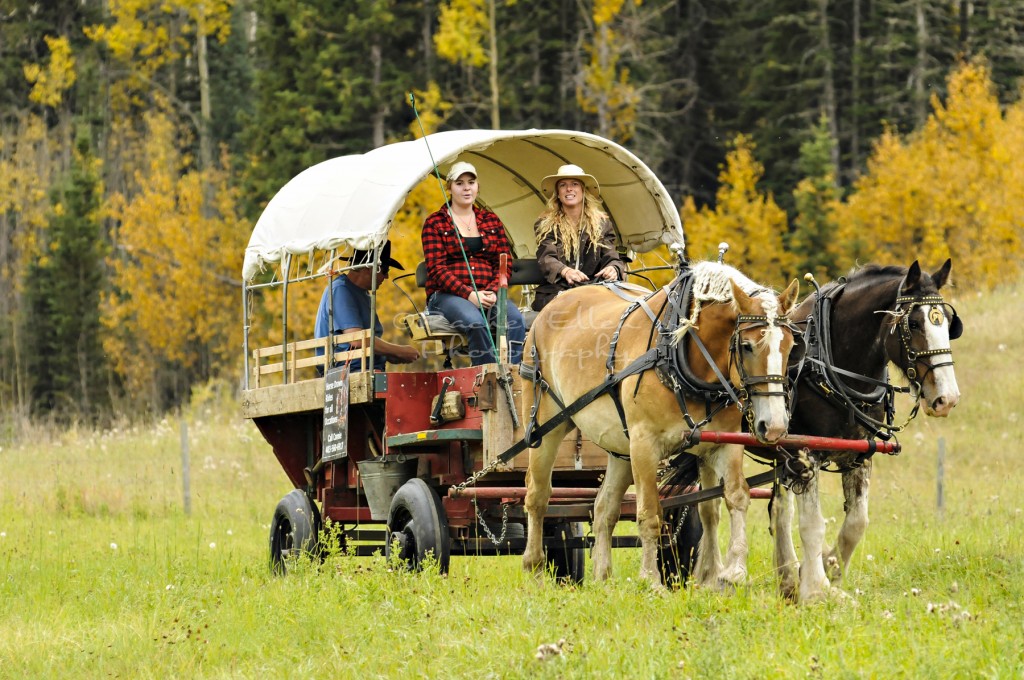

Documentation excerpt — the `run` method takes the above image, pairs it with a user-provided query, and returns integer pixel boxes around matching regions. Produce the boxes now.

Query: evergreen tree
[958,0,1024,101]
[791,116,841,279]
[22,133,108,418]
[706,0,825,213]
[240,0,423,219]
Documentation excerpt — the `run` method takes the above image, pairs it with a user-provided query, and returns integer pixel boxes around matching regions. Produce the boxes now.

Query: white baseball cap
[446,161,478,182]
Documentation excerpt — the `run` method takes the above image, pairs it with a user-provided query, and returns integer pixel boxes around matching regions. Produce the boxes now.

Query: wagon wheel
[386,478,451,574]
[269,489,321,574]
[545,521,586,585]
[657,504,702,588]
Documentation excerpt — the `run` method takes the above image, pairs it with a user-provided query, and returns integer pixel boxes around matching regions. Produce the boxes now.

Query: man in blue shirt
[314,241,420,371]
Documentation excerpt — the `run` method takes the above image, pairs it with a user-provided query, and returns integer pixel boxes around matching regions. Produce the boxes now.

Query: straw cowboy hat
[540,164,600,197]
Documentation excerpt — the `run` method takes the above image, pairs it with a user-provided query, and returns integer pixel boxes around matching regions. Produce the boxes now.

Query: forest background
[2,0,1023,424]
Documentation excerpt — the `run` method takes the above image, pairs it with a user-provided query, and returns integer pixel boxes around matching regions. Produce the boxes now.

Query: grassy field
[2,281,1022,678]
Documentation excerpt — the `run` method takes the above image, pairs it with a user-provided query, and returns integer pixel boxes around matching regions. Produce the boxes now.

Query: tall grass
[1,281,1021,677]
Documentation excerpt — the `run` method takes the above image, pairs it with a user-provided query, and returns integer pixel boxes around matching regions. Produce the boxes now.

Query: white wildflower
[110,543,118,550]
[866,554,874,561]
[535,639,566,661]
[209,542,216,549]
[911,588,921,596]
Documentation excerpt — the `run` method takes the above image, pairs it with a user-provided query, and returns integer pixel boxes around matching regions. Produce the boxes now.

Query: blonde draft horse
[773,260,961,603]
[521,262,801,587]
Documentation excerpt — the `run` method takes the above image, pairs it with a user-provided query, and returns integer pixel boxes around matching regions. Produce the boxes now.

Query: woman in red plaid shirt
[422,161,525,365]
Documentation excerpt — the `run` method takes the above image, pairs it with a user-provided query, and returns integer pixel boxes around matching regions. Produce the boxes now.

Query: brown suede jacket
[532,217,625,311]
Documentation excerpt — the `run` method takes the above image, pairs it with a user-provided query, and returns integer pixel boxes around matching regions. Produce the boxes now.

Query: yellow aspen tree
[832,61,1023,289]
[85,0,230,80]
[1,116,53,275]
[86,0,233,164]
[435,0,507,129]
[435,0,489,68]
[22,36,76,108]
[681,134,794,287]
[102,110,246,402]
[579,0,640,143]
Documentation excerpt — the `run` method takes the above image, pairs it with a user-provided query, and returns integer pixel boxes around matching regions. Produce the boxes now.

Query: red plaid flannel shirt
[421,204,513,298]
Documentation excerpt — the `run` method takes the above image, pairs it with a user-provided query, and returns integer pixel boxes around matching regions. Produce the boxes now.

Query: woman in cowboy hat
[421,161,525,365]
[531,164,625,311]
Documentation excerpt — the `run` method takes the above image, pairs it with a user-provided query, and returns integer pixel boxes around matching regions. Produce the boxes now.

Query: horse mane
[844,263,907,288]
[671,261,776,344]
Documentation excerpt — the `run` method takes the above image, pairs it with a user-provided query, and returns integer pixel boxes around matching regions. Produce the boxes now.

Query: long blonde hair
[534,187,610,262]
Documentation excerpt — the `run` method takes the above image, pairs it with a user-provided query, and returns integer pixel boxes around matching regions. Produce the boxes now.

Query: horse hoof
[778,576,799,602]
[715,578,739,594]
[799,590,828,604]
[522,554,545,574]
[823,555,842,581]
[828,586,857,604]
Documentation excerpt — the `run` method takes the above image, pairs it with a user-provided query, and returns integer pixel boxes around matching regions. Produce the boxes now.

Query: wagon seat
[398,258,545,365]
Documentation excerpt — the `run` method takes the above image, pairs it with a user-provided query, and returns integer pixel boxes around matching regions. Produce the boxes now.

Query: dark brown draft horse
[521,262,800,587]
[773,259,961,602]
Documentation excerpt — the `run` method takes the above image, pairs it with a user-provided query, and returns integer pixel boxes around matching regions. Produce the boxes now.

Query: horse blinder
[949,312,963,340]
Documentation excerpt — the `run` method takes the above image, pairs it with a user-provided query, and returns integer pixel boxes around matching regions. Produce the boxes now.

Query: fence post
[936,436,945,520]
[181,418,192,516]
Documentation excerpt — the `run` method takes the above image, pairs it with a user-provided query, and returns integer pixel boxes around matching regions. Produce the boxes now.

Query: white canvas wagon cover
[243,129,685,283]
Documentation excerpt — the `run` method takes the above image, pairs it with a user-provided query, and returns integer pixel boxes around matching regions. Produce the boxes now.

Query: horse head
[726,277,802,443]
[886,259,961,417]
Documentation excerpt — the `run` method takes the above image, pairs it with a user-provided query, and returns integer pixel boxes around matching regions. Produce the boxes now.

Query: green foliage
[790,115,841,280]
[22,133,109,418]
[240,0,421,219]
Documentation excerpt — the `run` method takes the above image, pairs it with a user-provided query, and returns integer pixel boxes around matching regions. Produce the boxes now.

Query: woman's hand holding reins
[560,267,590,285]
[594,266,619,281]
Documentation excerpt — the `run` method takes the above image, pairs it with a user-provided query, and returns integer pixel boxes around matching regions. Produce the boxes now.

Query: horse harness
[518,270,793,462]
[790,282,961,467]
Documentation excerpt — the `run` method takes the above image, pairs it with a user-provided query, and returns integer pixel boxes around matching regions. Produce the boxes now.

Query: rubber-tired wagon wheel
[545,521,586,584]
[269,489,321,574]
[386,478,451,573]
[657,504,702,588]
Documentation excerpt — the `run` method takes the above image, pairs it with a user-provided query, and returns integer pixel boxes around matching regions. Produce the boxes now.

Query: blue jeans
[428,292,524,366]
